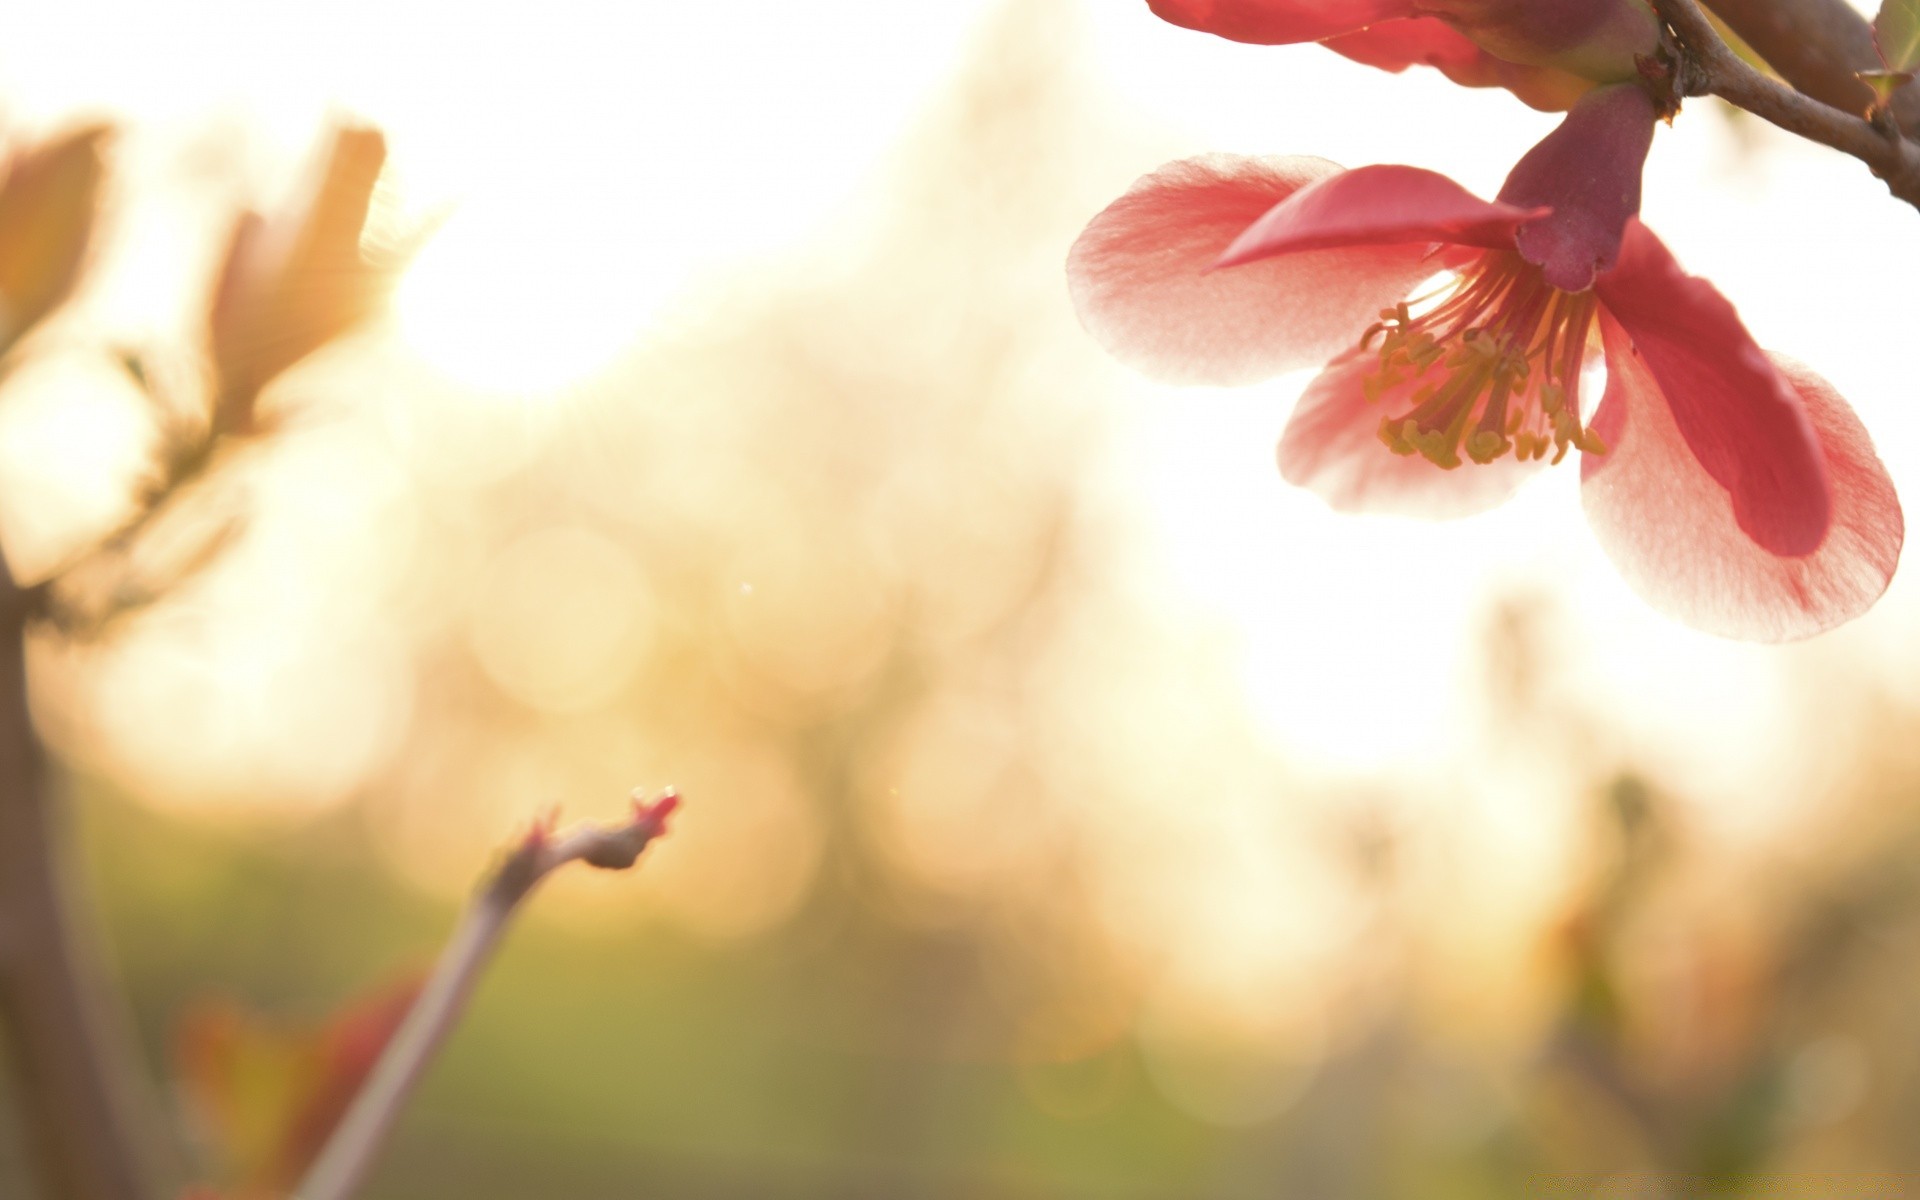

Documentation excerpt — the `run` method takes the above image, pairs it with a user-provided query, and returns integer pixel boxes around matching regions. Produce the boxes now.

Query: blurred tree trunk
[0,554,153,1200]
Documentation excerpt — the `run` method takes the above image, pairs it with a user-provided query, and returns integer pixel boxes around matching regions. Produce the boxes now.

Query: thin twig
[1653,0,1920,210]
[291,790,681,1200]
[23,403,240,636]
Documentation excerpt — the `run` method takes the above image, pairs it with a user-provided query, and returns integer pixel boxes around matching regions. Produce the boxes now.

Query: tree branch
[292,791,681,1200]
[0,555,158,1200]
[24,386,247,638]
[1653,0,1920,210]
[1701,0,1920,132]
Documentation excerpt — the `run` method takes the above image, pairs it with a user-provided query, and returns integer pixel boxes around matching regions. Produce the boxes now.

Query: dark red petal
[1067,156,1442,385]
[1148,0,1417,44]
[1279,348,1546,517]
[1583,315,1900,641]
[1324,17,1596,111]
[1499,83,1656,291]
[1435,0,1664,86]
[1593,220,1831,557]
[1216,164,1544,269]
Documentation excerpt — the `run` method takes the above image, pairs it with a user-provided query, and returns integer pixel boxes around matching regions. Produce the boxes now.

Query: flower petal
[1216,164,1544,269]
[1435,0,1663,86]
[1499,82,1656,291]
[1067,155,1444,385]
[1148,0,1417,44]
[1593,220,1831,557]
[1323,17,1595,111]
[1582,314,1901,641]
[1279,347,1547,517]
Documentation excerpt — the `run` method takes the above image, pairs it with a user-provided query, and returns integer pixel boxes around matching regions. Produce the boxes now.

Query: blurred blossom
[0,123,108,355]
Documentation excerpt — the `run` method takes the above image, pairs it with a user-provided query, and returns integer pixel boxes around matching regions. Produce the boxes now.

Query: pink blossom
[1068,83,1902,640]
[1148,0,1664,111]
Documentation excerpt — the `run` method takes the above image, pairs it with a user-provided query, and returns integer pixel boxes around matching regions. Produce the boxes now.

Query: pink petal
[1148,0,1417,44]
[1323,17,1595,111]
[1279,348,1547,517]
[1215,164,1544,269]
[1593,221,1831,557]
[1067,156,1444,386]
[1438,0,1663,88]
[1582,314,1901,641]
[1499,82,1656,291]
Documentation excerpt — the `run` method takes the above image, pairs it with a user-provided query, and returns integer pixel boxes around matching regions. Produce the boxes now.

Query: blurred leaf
[1876,0,1920,73]
[175,975,420,1195]
[0,124,110,357]
[208,124,407,430]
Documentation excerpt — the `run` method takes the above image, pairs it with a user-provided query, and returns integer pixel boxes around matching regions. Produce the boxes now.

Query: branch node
[1654,0,1920,215]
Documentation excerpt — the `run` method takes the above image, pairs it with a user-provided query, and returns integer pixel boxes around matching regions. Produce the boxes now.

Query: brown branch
[1654,0,1920,210]
[1701,0,1920,131]
[292,792,681,1200]
[0,556,158,1200]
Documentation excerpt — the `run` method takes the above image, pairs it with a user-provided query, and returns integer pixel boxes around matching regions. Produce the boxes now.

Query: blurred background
[3,0,1920,1196]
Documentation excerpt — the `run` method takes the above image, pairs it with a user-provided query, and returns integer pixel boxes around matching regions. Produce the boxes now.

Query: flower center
[1360,251,1607,470]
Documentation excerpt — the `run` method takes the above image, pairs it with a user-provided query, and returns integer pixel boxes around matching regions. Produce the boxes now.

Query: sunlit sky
[1,0,1913,834]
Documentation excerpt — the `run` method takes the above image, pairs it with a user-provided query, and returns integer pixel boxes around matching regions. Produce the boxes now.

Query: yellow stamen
[1358,252,1607,471]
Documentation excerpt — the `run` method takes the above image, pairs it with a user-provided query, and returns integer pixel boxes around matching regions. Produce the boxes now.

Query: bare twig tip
[297,786,681,1200]
[632,787,681,834]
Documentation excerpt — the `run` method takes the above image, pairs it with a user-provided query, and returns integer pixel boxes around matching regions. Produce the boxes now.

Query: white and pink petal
[1216,163,1544,268]
[1066,155,1442,386]
[1148,0,1418,44]
[1581,314,1901,641]
[1593,221,1833,558]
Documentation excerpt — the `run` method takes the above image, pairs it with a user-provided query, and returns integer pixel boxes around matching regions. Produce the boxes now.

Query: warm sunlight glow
[393,200,679,397]
[8,0,1920,1190]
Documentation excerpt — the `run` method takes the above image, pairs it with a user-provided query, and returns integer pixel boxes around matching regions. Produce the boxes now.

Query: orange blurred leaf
[174,975,422,1196]
[208,124,407,428]
[0,124,109,355]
